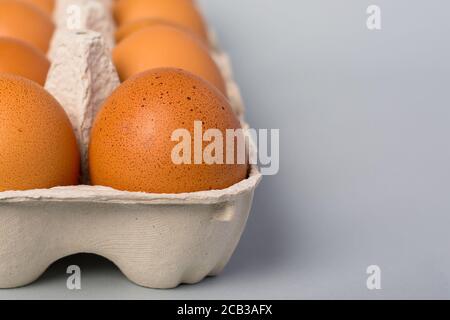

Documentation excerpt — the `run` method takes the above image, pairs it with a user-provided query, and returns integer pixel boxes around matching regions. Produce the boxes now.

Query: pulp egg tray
[0,0,261,289]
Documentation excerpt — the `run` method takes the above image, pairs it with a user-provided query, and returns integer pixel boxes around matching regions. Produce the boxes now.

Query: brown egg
[113,0,208,42]
[113,24,226,95]
[89,68,248,194]
[0,0,54,53]
[0,74,80,191]
[22,0,54,15]
[0,37,50,86]
[115,18,206,44]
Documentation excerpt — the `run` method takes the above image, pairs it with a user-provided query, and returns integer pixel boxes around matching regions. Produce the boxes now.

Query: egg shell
[113,24,226,94]
[0,0,54,53]
[0,74,80,191]
[0,37,50,86]
[113,0,207,41]
[89,68,248,194]
[22,0,54,14]
[115,17,206,44]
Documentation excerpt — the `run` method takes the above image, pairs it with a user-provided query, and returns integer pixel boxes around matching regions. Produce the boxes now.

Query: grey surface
[2,0,450,299]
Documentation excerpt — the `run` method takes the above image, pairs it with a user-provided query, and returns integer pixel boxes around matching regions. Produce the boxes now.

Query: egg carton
[0,0,261,288]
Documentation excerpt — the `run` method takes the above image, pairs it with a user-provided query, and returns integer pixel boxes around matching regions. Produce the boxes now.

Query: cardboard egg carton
[0,0,261,289]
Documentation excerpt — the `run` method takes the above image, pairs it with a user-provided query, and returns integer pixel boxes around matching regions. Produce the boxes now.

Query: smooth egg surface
[22,0,54,15]
[0,0,54,53]
[113,24,226,95]
[89,68,248,194]
[0,37,50,86]
[0,74,80,191]
[115,18,206,44]
[113,0,208,42]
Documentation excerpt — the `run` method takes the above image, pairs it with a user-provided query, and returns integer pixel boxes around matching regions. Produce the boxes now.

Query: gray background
[1,0,450,299]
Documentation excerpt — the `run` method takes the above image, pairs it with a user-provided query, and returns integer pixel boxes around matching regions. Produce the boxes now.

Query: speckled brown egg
[22,0,54,15]
[113,24,226,95]
[0,37,50,86]
[89,68,248,194]
[0,0,54,53]
[0,74,80,191]
[113,0,208,42]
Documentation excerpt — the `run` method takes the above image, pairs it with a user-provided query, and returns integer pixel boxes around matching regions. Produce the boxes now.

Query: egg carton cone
[51,0,116,52]
[0,0,261,289]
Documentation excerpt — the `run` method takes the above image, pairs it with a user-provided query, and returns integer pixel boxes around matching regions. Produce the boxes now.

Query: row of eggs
[0,0,226,92]
[0,0,248,194]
